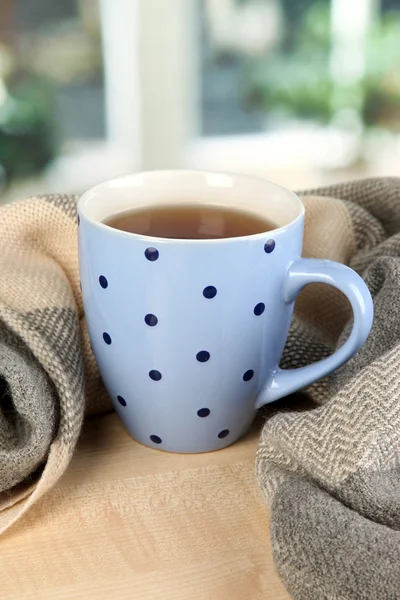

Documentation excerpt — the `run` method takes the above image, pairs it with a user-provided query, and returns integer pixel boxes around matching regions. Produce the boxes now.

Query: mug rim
[78,169,305,244]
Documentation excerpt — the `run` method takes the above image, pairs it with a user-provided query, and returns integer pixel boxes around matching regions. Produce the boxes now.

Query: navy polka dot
[145,314,158,327]
[99,275,108,289]
[196,351,210,363]
[254,302,265,316]
[243,369,254,381]
[149,370,162,381]
[218,429,230,439]
[197,408,210,418]
[145,247,159,261]
[203,286,217,299]
[150,435,162,444]
[103,332,112,345]
[117,395,127,407]
[264,239,275,253]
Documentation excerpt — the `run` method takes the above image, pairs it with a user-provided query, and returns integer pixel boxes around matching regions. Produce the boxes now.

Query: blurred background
[0,0,399,202]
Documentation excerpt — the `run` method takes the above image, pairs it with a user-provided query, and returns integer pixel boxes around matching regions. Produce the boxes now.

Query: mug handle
[256,258,374,407]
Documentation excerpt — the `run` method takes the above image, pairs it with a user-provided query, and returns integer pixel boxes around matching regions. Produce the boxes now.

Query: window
[193,0,400,186]
[1,0,399,200]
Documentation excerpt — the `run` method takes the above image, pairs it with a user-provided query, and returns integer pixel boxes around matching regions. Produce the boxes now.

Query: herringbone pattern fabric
[257,178,400,600]
[0,178,398,600]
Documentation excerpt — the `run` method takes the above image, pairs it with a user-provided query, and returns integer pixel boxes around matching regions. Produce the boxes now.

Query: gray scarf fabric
[0,194,109,531]
[257,178,400,599]
[0,180,398,600]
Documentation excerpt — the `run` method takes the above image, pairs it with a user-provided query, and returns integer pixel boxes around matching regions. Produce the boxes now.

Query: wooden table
[0,413,290,600]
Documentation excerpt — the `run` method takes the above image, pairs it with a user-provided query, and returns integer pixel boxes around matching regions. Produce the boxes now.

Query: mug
[78,170,373,453]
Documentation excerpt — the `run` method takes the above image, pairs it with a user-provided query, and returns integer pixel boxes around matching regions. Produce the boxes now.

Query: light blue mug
[78,170,373,453]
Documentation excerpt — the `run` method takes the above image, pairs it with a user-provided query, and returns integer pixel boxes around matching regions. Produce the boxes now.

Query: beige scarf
[0,180,399,599]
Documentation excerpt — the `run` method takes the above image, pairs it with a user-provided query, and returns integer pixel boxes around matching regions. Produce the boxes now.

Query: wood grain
[0,413,290,600]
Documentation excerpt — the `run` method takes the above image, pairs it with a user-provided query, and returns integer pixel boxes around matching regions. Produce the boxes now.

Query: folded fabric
[0,195,110,533]
[0,180,399,600]
[257,178,400,600]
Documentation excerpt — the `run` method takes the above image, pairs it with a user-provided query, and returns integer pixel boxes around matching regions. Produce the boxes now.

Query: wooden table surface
[0,413,290,600]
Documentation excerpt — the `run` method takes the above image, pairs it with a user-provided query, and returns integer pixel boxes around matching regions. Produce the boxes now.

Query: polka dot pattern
[99,275,108,289]
[145,247,159,261]
[145,314,158,327]
[196,351,210,363]
[103,332,112,345]
[203,286,217,299]
[218,429,230,439]
[150,435,162,444]
[254,302,265,316]
[197,408,210,418]
[264,239,276,253]
[117,395,127,407]
[149,370,162,381]
[243,369,254,381]
[94,236,276,449]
